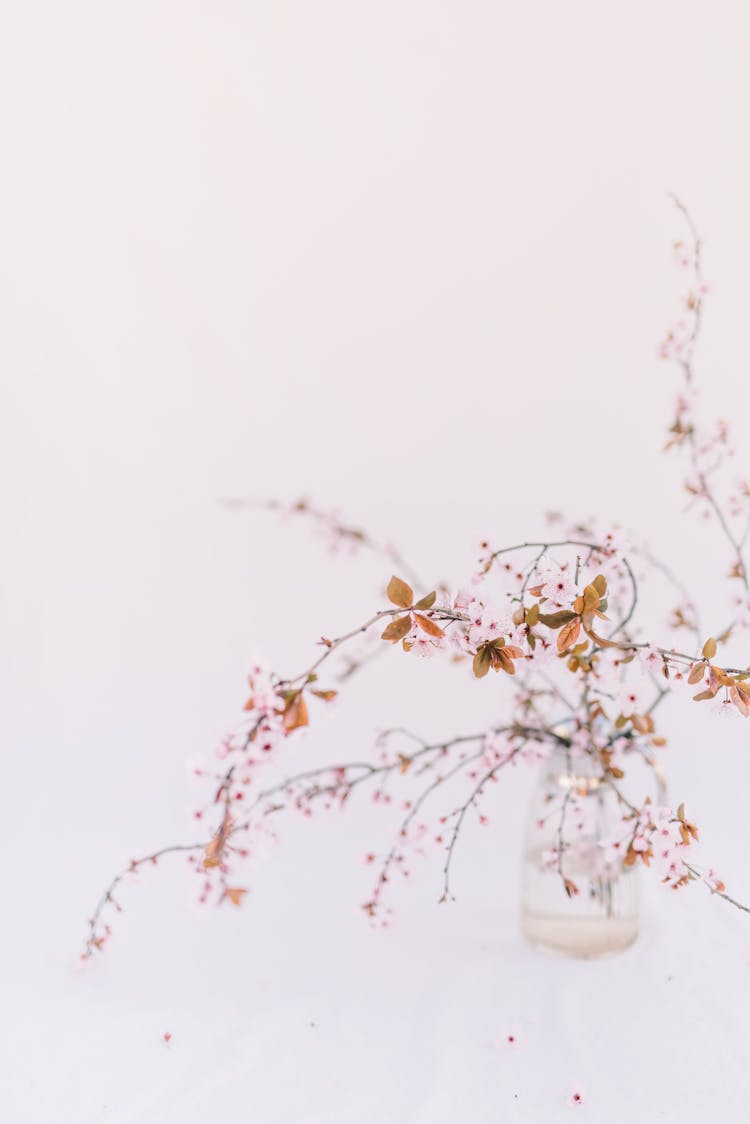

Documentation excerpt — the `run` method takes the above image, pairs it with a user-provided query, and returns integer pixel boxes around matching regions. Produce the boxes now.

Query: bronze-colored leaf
[413,591,437,611]
[583,584,600,611]
[586,627,617,649]
[222,887,248,906]
[204,810,233,869]
[381,614,413,642]
[702,637,717,660]
[537,609,577,628]
[414,613,445,638]
[283,692,309,732]
[525,603,540,627]
[386,575,414,609]
[473,647,492,678]
[592,574,607,597]
[735,681,750,705]
[496,648,516,675]
[503,645,524,659]
[687,663,705,685]
[730,683,750,717]
[557,617,581,653]
[311,688,338,702]
[692,688,716,702]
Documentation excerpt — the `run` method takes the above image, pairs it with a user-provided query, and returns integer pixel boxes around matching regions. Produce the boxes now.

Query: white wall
[3,4,750,1120]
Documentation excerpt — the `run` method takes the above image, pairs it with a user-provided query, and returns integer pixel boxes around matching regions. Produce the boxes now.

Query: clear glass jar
[520,742,639,957]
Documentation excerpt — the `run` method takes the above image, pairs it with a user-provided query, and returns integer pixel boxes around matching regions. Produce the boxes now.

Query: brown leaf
[381,614,413,642]
[204,810,233,869]
[496,648,516,675]
[730,683,750,717]
[503,645,524,659]
[414,613,445,638]
[222,887,248,906]
[283,692,309,732]
[702,637,717,660]
[557,617,581,653]
[473,647,492,678]
[386,575,414,609]
[582,584,600,611]
[709,664,731,687]
[592,574,607,597]
[687,662,705,685]
[525,603,540,627]
[692,688,716,702]
[537,609,577,628]
[735,681,750,705]
[586,627,617,649]
[413,591,437,611]
[311,688,338,702]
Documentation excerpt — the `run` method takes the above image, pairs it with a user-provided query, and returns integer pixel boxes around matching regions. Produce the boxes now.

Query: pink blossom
[408,634,441,659]
[638,646,663,677]
[467,600,512,647]
[538,561,578,608]
[617,684,645,719]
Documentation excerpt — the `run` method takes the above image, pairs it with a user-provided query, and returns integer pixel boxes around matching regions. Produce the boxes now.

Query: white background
[3,2,750,1121]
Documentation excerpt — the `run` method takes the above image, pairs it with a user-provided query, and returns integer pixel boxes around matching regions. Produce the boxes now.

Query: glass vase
[520,742,639,957]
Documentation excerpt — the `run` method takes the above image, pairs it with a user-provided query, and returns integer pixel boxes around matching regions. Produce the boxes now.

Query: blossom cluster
[83,201,750,960]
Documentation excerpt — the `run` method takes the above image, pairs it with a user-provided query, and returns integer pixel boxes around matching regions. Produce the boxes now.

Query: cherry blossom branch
[223,495,424,589]
[84,205,750,959]
[84,841,206,957]
[440,739,536,902]
[275,603,463,690]
[682,863,750,916]
[666,195,749,592]
[602,773,750,916]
